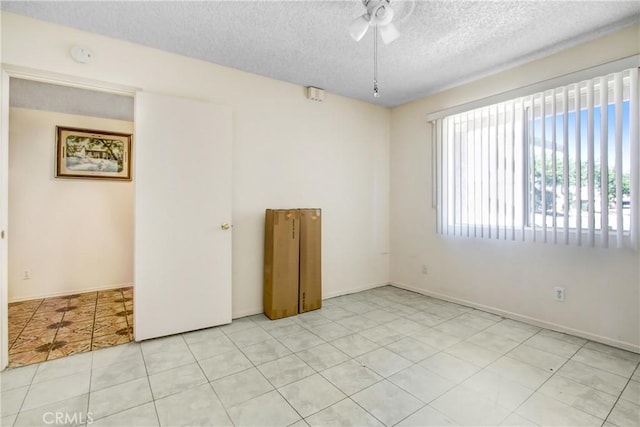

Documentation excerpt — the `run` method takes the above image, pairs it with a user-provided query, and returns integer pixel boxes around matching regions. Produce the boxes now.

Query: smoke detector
[70,45,93,64]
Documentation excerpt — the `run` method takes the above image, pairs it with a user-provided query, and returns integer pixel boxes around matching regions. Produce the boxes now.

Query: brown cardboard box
[264,209,300,320]
[299,208,322,313]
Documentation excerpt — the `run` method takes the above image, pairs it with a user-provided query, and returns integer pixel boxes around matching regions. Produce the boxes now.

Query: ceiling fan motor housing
[366,0,394,26]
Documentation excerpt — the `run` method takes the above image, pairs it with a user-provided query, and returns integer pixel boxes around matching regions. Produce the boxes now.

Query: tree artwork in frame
[56,126,132,180]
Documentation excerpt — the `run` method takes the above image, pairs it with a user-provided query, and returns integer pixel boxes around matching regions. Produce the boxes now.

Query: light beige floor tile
[557,359,628,396]
[22,371,90,411]
[606,398,640,427]
[385,337,438,363]
[257,354,315,388]
[211,368,273,408]
[411,328,461,350]
[155,383,232,426]
[14,394,89,427]
[389,364,455,403]
[199,349,253,381]
[305,322,352,341]
[466,331,520,354]
[396,405,457,426]
[320,359,383,396]
[483,322,538,343]
[219,317,257,335]
[148,362,208,399]
[88,377,153,420]
[419,352,481,383]
[445,341,502,367]
[508,344,568,372]
[621,380,640,404]
[499,413,540,426]
[359,324,406,346]
[584,341,640,363]
[516,392,603,426]
[1,385,29,417]
[538,374,618,419]
[227,390,300,427]
[92,402,159,426]
[330,334,379,358]
[242,338,292,365]
[295,343,350,371]
[536,329,587,346]
[90,356,147,392]
[486,356,552,389]
[351,380,424,426]
[305,398,384,427]
[572,347,638,378]
[278,331,325,353]
[1,364,37,391]
[461,369,534,410]
[523,333,582,358]
[356,347,412,378]
[430,385,511,426]
[279,374,345,418]
[186,335,236,360]
[226,327,273,348]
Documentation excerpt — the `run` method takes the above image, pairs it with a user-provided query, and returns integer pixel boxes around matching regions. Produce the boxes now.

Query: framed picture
[56,126,132,180]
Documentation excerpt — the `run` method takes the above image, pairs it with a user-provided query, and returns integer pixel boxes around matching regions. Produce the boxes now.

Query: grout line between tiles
[501,329,593,425]
[228,324,309,424]
[7,298,44,357]
[138,336,162,427]
[85,344,94,425]
[183,330,244,425]
[601,360,640,426]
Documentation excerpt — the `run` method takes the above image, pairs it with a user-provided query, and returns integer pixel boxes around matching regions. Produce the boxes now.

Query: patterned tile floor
[7,287,133,367]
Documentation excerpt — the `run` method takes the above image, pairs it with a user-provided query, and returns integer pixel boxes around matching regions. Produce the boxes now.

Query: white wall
[0,12,390,317]
[390,25,640,351]
[8,108,133,301]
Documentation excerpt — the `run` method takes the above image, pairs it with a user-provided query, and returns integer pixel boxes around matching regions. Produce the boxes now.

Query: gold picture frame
[56,126,132,180]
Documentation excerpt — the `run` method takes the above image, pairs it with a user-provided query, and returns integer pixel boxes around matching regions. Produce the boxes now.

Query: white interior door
[134,92,232,341]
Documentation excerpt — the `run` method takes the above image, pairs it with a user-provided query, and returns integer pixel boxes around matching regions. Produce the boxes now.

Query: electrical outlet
[554,286,565,302]
[22,270,31,280]
[421,265,428,275]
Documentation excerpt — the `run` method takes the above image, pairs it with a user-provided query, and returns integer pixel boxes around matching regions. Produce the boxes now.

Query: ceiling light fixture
[349,0,403,99]
[349,0,400,45]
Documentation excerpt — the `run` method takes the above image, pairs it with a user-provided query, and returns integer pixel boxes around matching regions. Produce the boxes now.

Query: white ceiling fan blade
[349,14,371,42]
[378,21,400,44]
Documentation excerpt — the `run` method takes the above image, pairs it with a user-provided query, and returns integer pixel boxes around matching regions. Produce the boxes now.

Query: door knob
[221,223,230,230]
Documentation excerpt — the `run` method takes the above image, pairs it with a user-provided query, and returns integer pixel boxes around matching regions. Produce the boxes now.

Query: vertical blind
[433,67,638,249]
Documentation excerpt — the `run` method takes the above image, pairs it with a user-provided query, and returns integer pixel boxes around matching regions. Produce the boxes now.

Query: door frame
[0,64,138,369]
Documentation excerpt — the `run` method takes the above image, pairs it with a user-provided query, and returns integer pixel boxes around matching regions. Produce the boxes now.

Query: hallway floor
[7,287,133,367]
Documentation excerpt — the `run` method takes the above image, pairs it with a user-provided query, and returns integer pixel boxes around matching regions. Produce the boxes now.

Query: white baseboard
[231,282,389,320]
[391,281,640,354]
[8,282,133,303]
[323,282,388,300]
[232,307,263,319]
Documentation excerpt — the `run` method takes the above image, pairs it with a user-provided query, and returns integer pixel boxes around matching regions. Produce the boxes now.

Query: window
[433,67,638,249]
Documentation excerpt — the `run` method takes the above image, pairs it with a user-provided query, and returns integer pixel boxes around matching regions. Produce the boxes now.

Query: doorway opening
[6,78,135,367]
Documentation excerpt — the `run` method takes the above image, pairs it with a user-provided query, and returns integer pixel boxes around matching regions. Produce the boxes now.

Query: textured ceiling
[2,1,639,107]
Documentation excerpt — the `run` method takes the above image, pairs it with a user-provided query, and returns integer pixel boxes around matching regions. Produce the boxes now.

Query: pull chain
[373,24,379,98]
